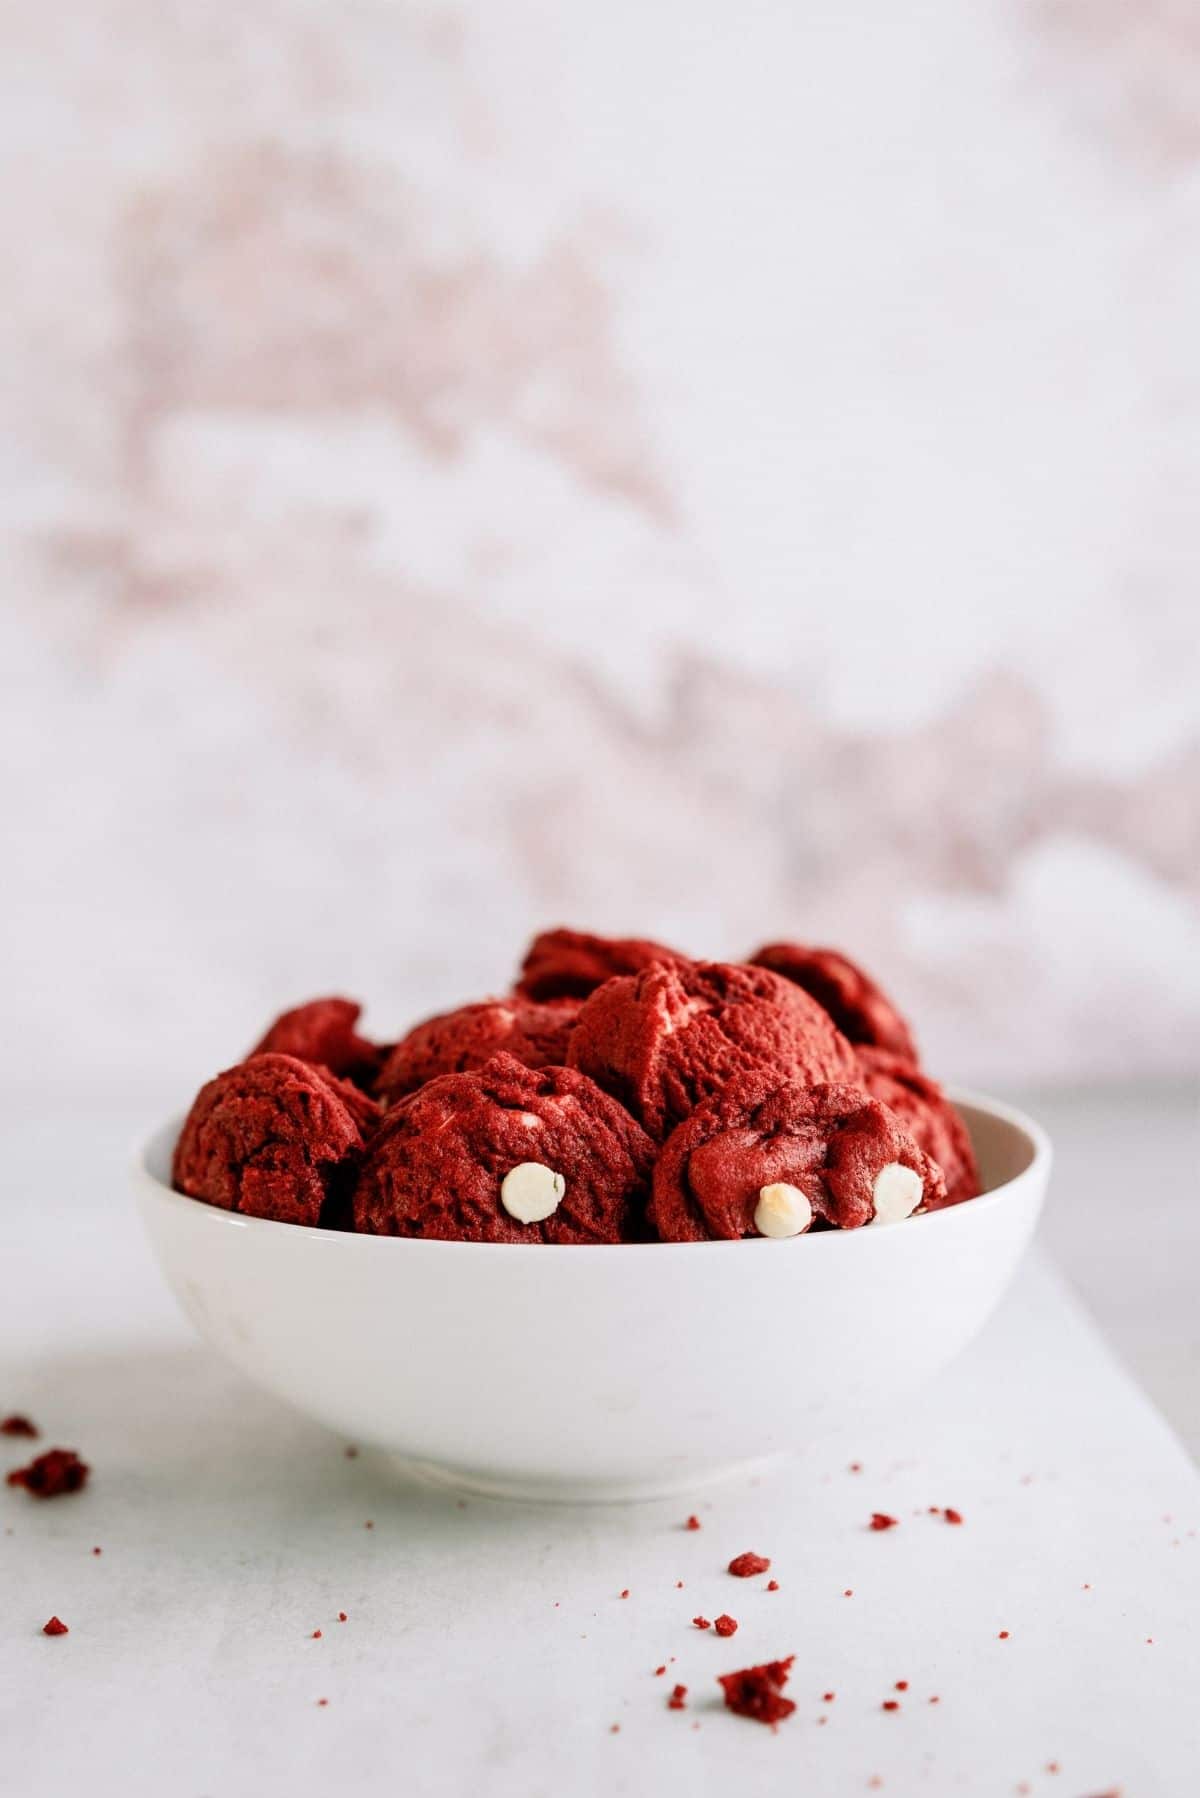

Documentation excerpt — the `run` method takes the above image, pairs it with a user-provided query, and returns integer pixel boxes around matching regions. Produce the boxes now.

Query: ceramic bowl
[134,1090,1049,1501]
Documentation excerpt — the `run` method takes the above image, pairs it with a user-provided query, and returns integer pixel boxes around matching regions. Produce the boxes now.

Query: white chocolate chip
[753,1182,814,1239]
[500,1160,566,1225]
[871,1161,924,1224]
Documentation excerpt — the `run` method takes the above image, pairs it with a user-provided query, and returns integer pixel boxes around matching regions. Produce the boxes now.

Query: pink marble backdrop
[2,1,1197,1098]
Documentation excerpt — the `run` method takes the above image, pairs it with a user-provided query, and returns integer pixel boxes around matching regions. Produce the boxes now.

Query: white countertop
[2,1089,1197,1796]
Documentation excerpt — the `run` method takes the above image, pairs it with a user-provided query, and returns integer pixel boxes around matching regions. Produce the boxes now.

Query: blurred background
[3,0,1198,1115]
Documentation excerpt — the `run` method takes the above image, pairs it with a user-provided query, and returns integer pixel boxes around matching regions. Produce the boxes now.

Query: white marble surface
[2,1089,1198,1795]
[4,0,1199,1104]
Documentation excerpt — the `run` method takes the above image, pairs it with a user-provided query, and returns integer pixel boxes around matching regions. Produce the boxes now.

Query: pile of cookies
[172,929,979,1243]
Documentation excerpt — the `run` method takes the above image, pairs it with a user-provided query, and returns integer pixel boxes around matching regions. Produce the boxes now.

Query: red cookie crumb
[42,1617,69,1636]
[668,1683,688,1710]
[929,1695,940,1705]
[883,1699,900,1712]
[849,1461,863,1473]
[311,1629,322,1639]
[895,1680,908,1691]
[1,1415,38,1438]
[823,1691,836,1702]
[338,1611,347,1622]
[655,1665,667,1677]
[998,1630,1010,1639]
[317,1698,328,1707]
[92,1547,101,1556]
[943,1507,964,1525]
[870,1513,899,1531]
[7,1448,89,1499]
[728,1551,771,1578]
[718,1656,796,1727]
[843,1589,854,1597]
[620,1589,630,1599]
[693,1616,712,1630]
[714,1614,738,1637]
[766,1579,780,1591]
[609,1723,620,1734]
[685,1514,701,1531]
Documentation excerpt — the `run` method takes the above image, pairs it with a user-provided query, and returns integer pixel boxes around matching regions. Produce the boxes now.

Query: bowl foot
[388,1452,787,1506]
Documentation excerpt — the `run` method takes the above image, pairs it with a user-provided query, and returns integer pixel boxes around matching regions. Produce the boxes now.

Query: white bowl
[134,1091,1049,1502]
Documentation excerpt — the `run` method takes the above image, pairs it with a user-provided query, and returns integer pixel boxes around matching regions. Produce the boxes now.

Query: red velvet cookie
[376,996,580,1104]
[750,943,918,1062]
[515,927,687,1002]
[567,960,858,1140]
[855,1047,980,1207]
[650,1072,946,1241]
[250,996,384,1091]
[173,1053,379,1228]
[353,1053,655,1244]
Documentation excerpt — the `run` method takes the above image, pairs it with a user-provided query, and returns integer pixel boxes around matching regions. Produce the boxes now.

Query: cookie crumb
[882,1700,900,1712]
[714,1614,738,1637]
[728,1551,770,1578]
[337,1612,347,1622]
[718,1655,796,1726]
[943,1507,964,1525]
[998,1630,1010,1640]
[823,1691,836,1702]
[668,1683,688,1711]
[685,1515,701,1531]
[311,1629,322,1639]
[894,1680,908,1691]
[620,1589,630,1599]
[42,1617,69,1637]
[693,1615,711,1630]
[7,1449,89,1499]
[869,1513,898,1531]
[766,1579,780,1591]
[92,1547,102,1557]
[1,1415,38,1438]
[655,1665,667,1677]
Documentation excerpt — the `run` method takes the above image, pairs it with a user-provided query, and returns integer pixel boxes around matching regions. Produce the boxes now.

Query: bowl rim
[135,1086,1051,1257]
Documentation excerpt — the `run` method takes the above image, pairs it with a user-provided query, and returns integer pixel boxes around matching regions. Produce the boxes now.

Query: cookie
[250,996,384,1092]
[855,1046,980,1207]
[567,960,858,1140]
[515,927,686,1002]
[353,1053,655,1244]
[173,1053,379,1228]
[750,943,918,1062]
[650,1072,946,1241]
[376,996,580,1104]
